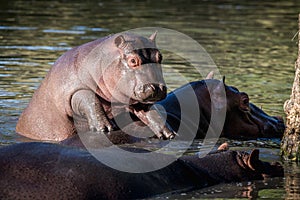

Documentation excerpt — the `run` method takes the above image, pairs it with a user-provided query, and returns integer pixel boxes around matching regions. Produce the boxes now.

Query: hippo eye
[127,56,140,68]
[243,98,249,105]
[240,93,250,111]
[130,59,136,64]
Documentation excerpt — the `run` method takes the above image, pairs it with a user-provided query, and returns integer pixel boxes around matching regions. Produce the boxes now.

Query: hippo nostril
[150,84,156,91]
[159,84,167,93]
[143,84,154,93]
[135,83,167,103]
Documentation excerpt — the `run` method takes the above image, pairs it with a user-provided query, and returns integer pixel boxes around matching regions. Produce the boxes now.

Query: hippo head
[236,149,284,179]
[188,147,283,182]
[211,78,285,139]
[98,32,166,105]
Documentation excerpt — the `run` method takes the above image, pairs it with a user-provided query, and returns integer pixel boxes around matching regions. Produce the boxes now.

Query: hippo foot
[90,126,110,133]
[156,125,177,140]
[89,119,117,133]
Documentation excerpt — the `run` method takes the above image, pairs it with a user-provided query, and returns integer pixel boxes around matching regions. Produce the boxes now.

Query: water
[1,0,300,198]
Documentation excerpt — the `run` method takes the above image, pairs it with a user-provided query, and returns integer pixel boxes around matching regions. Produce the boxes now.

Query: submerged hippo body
[16,32,175,141]
[0,142,283,200]
[157,78,285,139]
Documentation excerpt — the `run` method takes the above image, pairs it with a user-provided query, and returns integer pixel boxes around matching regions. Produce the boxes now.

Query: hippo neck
[95,78,113,102]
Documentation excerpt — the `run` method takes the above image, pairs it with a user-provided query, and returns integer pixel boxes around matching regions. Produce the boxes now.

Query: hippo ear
[222,76,226,84]
[247,149,260,171]
[213,79,225,93]
[205,71,214,79]
[149,31,158,42]
[114,35,127,49]
[211,80,226,110]
[217,142,229,151]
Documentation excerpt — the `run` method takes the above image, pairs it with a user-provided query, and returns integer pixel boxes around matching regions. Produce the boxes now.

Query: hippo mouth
[134,83,167,104]
[262,115,285,138]
[248,103,285,138]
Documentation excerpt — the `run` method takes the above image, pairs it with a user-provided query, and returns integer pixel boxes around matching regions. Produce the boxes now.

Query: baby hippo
[0,142,283,199]
[16,32,175,141]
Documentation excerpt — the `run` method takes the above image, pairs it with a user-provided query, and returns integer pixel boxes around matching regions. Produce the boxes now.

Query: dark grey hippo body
[157,78,285,139]
[16,32,175,141]
[0,142,283,200]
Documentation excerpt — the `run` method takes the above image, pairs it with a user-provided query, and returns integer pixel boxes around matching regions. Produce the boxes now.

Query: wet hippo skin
[16,32,175,141]
[156,78,285,139]
[15,30,284,142]
[0,142,283,200]
[61,77,285,147]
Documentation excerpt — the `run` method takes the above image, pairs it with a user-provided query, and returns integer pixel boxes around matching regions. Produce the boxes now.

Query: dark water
[1,0,300,199]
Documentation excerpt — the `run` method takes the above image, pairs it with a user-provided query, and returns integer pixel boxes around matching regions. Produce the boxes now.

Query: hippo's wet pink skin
[157,79,285,139]
[16,32,175,141]
[0,142,283,200]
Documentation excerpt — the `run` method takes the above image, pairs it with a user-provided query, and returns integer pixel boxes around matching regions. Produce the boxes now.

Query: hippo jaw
[134,83,167,104]
[249,103,285,138]
[222,84,285,139]
[239,149,284,178]
[239,96,285,138]
[224,106,285,139]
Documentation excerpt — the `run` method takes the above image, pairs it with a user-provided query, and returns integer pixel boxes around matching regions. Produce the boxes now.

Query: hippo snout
[263,115,285,138]
[248,103,285,138]
[261,161,284,178]
[262,116,285,138]
[135,83,167,103]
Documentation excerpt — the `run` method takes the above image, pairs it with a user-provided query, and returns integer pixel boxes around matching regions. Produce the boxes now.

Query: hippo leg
[133,107,175,139]
[71,90,114,132]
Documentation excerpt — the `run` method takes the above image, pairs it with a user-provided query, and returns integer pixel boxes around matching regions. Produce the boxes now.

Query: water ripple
[0,26,37,31]
[0,45,71,51]
[0,61,39,66]
[72,26,109,32]
[43,29,86,34]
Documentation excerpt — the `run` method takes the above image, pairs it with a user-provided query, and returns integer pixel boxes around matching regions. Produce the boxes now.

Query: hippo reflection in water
[0,142,283,200]
[155,75,285,139]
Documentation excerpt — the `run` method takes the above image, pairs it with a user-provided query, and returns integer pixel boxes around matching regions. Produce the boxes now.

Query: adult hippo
[16,32,175,141]
[156,76,285,139]
[0,142,283,199]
